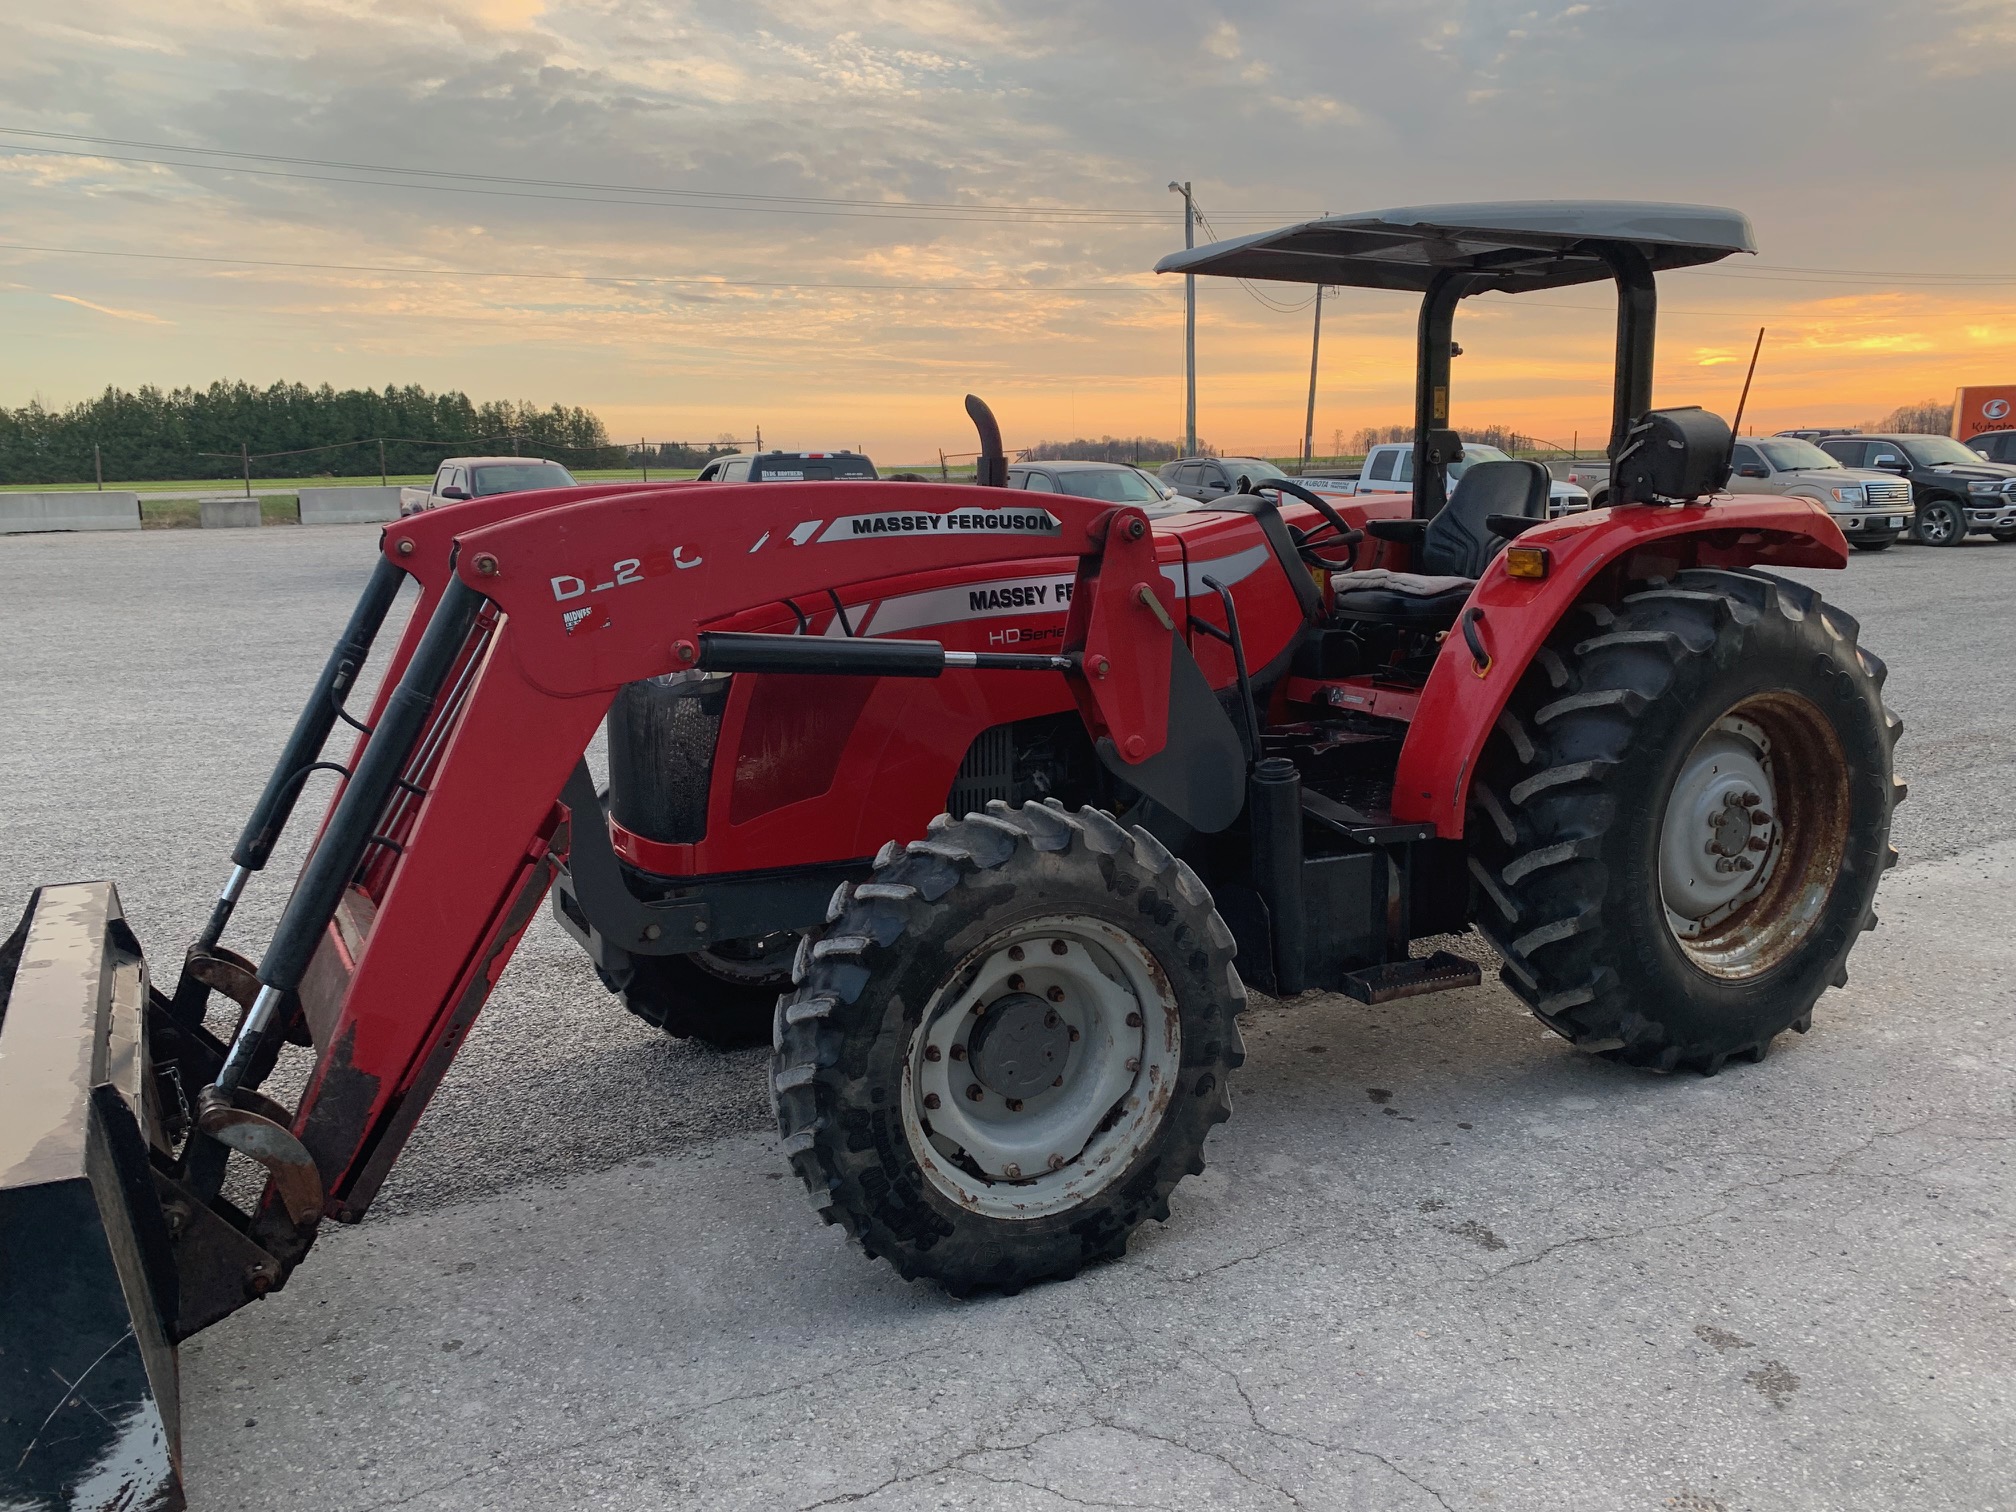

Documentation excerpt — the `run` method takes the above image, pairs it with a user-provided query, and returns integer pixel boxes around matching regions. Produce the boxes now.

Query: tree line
[0,381,737,484]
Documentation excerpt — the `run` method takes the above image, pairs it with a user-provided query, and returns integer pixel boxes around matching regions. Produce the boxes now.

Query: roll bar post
[1594,241,1659,462]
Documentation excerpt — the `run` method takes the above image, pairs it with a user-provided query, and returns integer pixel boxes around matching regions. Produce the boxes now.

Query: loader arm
[249,485,1189,1226]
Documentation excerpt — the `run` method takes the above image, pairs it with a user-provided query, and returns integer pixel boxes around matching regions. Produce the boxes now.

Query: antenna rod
[1730,327,1765,438]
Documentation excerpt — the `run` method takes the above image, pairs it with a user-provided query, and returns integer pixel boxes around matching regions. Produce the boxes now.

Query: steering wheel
[1250,478,1363,570]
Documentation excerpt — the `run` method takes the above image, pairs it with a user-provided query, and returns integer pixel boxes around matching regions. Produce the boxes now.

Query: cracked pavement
[3,527,2012,1510]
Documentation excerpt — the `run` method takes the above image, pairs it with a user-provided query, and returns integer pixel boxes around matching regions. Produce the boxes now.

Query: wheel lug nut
[923,1093,941,1110]
[924,1045,942,1062]
[1067,1026,1080,1042]
[1008,945,1025,962]
[1751,810,1772,826]
[966,1083,984,1102]
[1006,974,1024,990]
[1051,1075,1064,1087]
[950,1044,966,1061]
[1047,1154,1065,1171]
[1006,1098,1023,1112]
[1046,985,1065,1002]
[1125,1011,1142,1028]
[1746,836,1768,852]
[1125,1057,1140,1072]
[1050,940,1068,956]
[1740,790,1761,806]
[1003,1162,1021,1178]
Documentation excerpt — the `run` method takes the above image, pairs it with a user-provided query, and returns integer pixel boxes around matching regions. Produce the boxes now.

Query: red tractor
[0,202,1902,1509]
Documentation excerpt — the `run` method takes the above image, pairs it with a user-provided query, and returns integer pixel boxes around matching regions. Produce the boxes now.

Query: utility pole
[93,443,103,490]
[640,437,648,483]
[242,441,251,498]
[1301,288,1326,474]
[1169,180,1197,457]
[378,439,387,486]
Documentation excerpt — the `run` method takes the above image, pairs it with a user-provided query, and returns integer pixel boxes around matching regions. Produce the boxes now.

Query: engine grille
[1864,478,1912,507]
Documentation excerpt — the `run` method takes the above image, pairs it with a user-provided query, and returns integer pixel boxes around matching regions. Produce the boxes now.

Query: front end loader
[1,202,1903,1508]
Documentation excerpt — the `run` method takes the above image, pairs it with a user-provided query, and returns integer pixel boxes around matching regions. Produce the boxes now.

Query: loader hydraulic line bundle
[2,201,1904,1509]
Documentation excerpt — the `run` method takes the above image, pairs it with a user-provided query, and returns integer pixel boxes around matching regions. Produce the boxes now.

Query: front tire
[1915,498,1967,546]
[621,935,796,1048]
[773,800,1243,1294]
[1852,536,1895,553]
[1470,569,1903,1073]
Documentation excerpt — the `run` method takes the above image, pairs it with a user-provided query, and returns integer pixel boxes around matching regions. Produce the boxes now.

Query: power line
[0,241,1167,294]
[0,129,1301,227]
[0,242,1980,320]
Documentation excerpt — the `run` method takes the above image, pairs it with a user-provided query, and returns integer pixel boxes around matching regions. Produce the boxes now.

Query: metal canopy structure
[1155,201,1757,518]
[1152,201,1755,294]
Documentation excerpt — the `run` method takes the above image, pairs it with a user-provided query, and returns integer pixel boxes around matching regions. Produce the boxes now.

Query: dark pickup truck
[1817,433,2016,546]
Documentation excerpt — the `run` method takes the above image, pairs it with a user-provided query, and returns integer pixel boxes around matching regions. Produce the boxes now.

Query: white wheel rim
[1659,714,1781,937]
[1656,693,1850,979]
[901,914,1181,1221]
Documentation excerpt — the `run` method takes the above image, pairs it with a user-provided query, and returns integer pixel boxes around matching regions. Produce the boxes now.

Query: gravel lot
[3,524,2011,1511]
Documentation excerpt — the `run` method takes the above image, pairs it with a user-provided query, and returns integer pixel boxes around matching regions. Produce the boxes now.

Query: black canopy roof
[1154,200,1755,294]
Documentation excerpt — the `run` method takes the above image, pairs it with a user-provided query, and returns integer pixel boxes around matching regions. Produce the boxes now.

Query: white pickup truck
[1306,442,1590,516]
[398,456,578,517]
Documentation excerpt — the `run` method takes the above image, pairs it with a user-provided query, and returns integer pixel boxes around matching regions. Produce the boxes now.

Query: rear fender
[1390,498,1847,838]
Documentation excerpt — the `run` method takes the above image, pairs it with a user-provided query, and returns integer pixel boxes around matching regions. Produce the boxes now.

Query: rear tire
[621,936,795,1049]
[773,800,1243,1295]
[1469,569,1903,1073]
[1915,498,1967,546]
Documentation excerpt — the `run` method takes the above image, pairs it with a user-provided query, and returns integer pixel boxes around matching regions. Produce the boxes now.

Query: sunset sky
[5,0,2013,461]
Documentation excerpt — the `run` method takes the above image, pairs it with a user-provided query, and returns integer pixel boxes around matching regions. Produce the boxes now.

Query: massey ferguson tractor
[1,201,1903,1508]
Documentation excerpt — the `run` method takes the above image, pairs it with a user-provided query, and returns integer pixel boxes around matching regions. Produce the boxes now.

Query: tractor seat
[1328,459,1550,625]
[1321,569,1477,623]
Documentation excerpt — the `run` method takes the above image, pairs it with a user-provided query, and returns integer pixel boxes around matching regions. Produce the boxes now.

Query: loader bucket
[0,883,183,1512]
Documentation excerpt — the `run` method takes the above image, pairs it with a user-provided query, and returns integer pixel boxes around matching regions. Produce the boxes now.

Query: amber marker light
[1504,546,1550,579]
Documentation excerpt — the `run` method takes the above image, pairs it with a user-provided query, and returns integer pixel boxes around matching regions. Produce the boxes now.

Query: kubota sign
[1952,385,2016,442]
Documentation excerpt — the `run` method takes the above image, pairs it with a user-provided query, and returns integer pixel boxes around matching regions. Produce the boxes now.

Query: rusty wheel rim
[1658,692,1850,980]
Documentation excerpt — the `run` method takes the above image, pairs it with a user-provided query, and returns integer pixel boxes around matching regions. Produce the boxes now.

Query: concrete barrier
[298,486,402,525]
[200,497,261,529]
[0,492,141,534]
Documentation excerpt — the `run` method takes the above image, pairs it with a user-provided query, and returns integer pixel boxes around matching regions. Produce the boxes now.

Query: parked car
[1726,436,1909,552]
[1964,430,2016,465]
[1816,433,2016,545]
[1323,442,1590,517]
[695,450,877,482]
[1775,427,1861,442]
[399,456,577,516]
[1158,455,1289,501]
[1006,460,1182,508]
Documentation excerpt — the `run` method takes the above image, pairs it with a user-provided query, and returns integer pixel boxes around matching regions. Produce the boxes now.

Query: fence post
[938,450,948,481]
[640,438,648,483]
[94,443,103,490]
[242,441,251,497]
[379,439,388,486]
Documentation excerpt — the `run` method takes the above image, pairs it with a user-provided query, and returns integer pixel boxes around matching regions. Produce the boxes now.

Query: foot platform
[1337,949,1482,1005]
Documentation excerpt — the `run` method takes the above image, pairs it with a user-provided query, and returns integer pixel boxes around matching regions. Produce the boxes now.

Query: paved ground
[3,525,2012,1510]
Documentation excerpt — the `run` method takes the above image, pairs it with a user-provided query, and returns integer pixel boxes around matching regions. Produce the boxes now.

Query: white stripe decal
[1160,544,1272,599]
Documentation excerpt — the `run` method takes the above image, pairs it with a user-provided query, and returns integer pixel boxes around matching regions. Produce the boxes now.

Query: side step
[1338,949,1482,1005]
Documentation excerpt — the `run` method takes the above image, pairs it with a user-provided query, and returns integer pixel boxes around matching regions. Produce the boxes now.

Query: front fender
[1390,497,1847,837]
